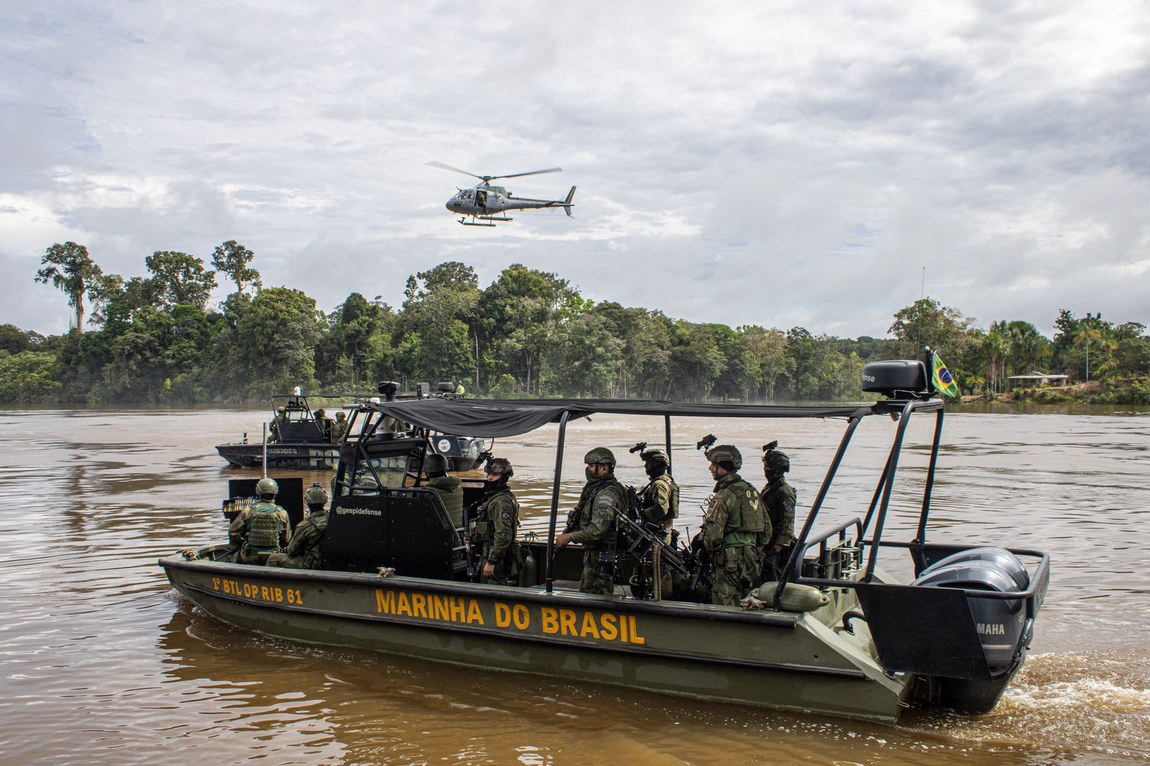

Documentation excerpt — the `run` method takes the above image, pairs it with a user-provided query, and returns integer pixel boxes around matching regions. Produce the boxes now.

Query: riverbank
[964,377,1150,406]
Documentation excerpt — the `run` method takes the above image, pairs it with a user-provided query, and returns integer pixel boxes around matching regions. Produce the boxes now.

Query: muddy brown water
[1,407,1148,764]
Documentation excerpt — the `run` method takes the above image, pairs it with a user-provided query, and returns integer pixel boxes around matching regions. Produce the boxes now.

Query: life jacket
[247,501,286,556]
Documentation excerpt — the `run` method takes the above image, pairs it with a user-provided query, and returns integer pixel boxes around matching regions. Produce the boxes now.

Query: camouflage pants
[265,551,306,569]
[238,544,276,566]
[711,545,760,606]
[580,548,615,595]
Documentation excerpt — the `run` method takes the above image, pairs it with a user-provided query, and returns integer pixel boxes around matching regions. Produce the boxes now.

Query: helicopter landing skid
[459,215,513,227]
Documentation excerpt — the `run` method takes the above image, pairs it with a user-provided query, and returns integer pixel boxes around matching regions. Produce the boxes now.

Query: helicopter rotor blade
[487,167,562,181]
[426,161,485,181]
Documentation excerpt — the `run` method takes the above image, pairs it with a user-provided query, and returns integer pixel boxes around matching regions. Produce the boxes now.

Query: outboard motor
[912,547,1030,712]
[914,548,1028,673]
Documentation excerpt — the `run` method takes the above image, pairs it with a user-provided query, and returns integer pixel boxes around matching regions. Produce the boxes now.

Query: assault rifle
[613,509,714,599]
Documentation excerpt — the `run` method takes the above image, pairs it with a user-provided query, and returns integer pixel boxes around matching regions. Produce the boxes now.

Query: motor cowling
[914,547,1028,673]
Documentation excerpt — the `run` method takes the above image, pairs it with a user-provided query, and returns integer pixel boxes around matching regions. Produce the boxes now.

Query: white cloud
[2,0,1149,338]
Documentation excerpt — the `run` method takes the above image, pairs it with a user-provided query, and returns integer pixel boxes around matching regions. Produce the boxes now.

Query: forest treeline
[2,240,1149,405]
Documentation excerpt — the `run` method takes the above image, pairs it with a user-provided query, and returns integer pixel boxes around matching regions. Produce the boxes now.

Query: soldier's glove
[740,594,766,610]
[178,549,199,560]
[376,566,396,578]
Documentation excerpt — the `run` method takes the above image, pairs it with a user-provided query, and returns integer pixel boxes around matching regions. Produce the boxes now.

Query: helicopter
[428,161,576,227]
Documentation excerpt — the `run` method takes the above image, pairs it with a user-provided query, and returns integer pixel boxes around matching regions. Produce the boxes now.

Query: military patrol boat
[215,384,490,472]
[216,392,342,470]
[164,358,1049,723]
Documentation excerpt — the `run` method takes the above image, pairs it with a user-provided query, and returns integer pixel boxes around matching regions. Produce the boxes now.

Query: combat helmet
[763,448,790,475]
[640,448,669,466]
[705,445,743,471]
[584,447,617,466]
[485,456,514,478]
[305,483,328,506]
[255,477,279,497]
[424,453,450,475]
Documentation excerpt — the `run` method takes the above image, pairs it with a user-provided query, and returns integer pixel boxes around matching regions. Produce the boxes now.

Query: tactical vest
[720,478,766,534]
[247,502,285,555]
[573,478,625,530]
[641,473,679,524]
[471,487,517,546]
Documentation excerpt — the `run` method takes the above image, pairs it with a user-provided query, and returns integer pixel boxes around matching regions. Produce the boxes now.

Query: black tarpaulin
[360,398,872,439]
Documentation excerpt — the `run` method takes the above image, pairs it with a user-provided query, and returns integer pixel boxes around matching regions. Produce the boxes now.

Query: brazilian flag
[931,353,961,401]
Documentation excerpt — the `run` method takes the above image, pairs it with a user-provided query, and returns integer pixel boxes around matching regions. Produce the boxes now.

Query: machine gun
[613,509,714,600]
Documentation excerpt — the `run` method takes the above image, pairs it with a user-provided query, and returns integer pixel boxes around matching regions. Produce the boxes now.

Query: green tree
[146,251,217,309]
[0,351,59,403]
[234,287,323,398]
[398,262,481,386]
[35,242,103,332]
[211,240,261,295]
[0,324,45,356]
[889,298,976,360]
[476,264,575,395]
[741,325,791,401]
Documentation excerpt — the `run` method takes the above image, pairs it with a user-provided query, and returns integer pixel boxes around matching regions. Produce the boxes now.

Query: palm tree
[1074,317,1103,381]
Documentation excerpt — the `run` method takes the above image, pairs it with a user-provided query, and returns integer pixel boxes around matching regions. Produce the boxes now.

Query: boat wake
[901,650,1150,762]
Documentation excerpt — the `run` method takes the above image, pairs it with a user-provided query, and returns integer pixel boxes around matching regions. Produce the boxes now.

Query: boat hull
[216,442,339,470]
[160,552,913,723]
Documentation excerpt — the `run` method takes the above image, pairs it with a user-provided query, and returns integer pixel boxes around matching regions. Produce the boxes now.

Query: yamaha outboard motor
[913,547,1030,711]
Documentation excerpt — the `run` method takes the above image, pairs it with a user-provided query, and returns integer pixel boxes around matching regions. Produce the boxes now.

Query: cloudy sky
[3,1,1148,339]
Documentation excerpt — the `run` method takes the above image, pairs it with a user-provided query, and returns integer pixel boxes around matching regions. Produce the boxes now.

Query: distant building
[1006,372,1070,390]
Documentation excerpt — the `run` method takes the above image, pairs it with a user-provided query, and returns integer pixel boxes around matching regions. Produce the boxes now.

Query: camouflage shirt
[569,477,626,549]
[761,478,796,548]
[702,472,770,552]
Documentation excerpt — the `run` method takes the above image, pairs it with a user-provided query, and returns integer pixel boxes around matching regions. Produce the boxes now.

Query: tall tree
[146,251,217,309]
[889,298,976,361]
[211,240,261,295]
[35,242,103,332]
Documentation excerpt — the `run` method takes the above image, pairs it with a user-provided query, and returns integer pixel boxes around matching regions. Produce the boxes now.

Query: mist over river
[2,407,1148,764]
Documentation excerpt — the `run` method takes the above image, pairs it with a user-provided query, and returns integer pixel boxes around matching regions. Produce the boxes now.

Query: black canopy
[358,398,873,439]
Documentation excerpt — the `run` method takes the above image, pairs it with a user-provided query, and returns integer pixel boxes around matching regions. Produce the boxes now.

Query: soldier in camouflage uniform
[760,445,797,581]
[229,477,292,565]
[424,453,464,528]
[638,448,679,543]
[555,447,628,595]
[267,483,329,569]
[330,411,349,441]
[701,445,772,605]
[470,457,519,583]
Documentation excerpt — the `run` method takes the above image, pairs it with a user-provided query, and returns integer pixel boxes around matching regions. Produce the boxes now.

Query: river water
[1,406,1148,765]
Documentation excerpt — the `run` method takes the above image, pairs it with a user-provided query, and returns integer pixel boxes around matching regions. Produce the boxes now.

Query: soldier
[555,447,627,595]
[267,483,329,569]
[228,477,292,565]
[269,407,286,441]
[424,452,464,528]
[638,448,679,543]
[470,457,519,583]
[314,408,332,439]
[761,444,797,581]
[330,410,349,441]
[700,445,771,606]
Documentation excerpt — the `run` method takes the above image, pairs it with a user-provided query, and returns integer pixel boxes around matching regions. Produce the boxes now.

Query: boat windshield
[348,453,412,494]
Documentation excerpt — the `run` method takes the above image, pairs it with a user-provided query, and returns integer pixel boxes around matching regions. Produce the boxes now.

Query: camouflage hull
[160,549,913,724]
